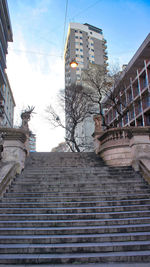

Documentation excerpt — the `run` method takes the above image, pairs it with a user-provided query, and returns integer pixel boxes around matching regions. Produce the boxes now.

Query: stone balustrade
[93,117,150,172]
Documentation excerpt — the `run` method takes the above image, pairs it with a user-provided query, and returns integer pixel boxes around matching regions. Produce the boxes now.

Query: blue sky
[6,0,150,151]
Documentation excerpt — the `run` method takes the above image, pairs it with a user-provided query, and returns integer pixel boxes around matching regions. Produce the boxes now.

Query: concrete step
[0,250,150,264]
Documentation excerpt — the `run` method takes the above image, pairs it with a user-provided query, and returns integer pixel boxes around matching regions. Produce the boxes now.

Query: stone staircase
[0,152,150,264]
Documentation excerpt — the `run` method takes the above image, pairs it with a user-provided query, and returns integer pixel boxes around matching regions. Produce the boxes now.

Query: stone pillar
[1,128,27,173]
[93,115,103,154]
[130,127,150,171]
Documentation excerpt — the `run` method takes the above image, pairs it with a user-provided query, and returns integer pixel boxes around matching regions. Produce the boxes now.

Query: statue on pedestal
[21,106,35,132]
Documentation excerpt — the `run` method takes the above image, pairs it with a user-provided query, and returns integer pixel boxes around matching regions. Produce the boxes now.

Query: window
[75,36,78,39]
[75,30,78,33]
[80,37,82,39]
[90,32,93,34]
[91,43,94,46]
[80,55,83,58]
[80,43,83,46]
[80,49,83,52]
[76,48,79,51]
[80,31,82,34]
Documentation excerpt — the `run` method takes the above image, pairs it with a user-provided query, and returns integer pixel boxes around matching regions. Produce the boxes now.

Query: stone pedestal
[0,128,27,173]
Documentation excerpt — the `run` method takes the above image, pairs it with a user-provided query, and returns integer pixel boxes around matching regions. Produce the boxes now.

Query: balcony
[102,44,107,50]
[129,108,135,120]
[123,113,128,125]
[104,55,108,60]
[140,73,148,91]
[142,95,150,110]
[135,101,142,116]
[102,39,107,44]
[0,40,6,69]
[133,85,140,98]
[0,18,7,53]
[127,90,133,104]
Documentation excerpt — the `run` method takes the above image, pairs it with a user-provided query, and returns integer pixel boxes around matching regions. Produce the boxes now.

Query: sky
[6,0,150,151]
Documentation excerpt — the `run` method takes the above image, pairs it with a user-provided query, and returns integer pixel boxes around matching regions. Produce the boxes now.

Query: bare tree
[46,84,93,152]
[82,63,114,128]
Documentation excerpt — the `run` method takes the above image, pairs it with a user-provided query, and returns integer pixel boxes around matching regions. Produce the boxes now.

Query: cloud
[7,40,65,152]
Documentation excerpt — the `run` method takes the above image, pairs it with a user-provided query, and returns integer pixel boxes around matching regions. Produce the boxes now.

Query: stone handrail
[139,159,150,184]
[0,162,20,197]
[98,127,132,145]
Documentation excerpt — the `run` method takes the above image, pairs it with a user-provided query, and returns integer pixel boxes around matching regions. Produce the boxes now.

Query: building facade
[0,72,15,127]
[0,0,13,126]
[64,23,108,151]
[103,33,150,128]
[29,132,36,152]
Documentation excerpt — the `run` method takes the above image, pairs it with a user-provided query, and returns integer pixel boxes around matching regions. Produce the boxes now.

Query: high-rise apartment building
[64,23,108,151]
[64,23,108,87]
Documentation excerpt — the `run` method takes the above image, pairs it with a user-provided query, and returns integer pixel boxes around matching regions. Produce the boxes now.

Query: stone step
[0,231,150,244]
[12,179,144,186]
[1,151,149,265]
[22,169,136,174]
[1,203,150,214]
[0,250,150,264]
[24,166,133,171]
[1,198,150,208]
[0,223,150,236]
[14,172,142,177]
[0,210,150,221]
[7,188,150,196]
[15,179,143,186]
[9,185,150,196]
[0,216,150,228]
[1,240,150,254]
[3,192,150,201]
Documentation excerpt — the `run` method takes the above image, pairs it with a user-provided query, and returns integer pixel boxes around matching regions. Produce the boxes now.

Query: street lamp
[70,59,78,69]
